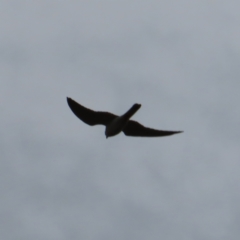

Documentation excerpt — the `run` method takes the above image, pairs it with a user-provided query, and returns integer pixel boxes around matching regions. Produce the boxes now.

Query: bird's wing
[67,97,116,126]
[123,120,183,137]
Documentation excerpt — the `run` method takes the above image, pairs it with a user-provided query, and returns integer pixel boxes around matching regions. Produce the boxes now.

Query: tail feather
[122,104,141,120]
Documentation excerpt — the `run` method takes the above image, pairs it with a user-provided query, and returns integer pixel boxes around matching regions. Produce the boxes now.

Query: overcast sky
[1,1,240,240]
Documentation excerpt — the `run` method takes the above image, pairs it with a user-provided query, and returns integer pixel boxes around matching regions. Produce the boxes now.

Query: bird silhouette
[67,97,183,138]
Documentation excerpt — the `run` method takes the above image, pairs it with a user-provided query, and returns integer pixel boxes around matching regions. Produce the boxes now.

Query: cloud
[1,1,240,239]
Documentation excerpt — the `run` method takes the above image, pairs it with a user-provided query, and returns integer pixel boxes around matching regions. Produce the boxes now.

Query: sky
[1,1,240,239]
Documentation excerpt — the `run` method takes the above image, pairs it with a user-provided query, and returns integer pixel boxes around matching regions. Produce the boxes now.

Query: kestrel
[67,97,183,138]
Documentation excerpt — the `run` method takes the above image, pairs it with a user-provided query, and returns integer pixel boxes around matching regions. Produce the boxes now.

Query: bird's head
[105,129,109,139]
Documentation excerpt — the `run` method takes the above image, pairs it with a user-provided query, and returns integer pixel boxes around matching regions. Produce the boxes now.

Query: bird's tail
[122,104,141,120]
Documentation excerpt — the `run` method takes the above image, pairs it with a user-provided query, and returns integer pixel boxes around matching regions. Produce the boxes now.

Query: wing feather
[67,97,116,126]
[123,120,183,137]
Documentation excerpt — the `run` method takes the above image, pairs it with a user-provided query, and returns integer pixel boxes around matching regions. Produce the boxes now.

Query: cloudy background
[1,1,240,239]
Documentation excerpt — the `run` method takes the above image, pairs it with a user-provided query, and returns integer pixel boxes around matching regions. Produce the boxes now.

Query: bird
[67,97,183,138]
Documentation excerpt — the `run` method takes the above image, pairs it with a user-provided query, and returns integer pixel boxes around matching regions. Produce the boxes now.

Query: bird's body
[67,97,183,138]
[105,103,141,137]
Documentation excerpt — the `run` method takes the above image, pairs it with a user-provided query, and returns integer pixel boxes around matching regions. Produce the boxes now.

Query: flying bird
[67,97,183,138]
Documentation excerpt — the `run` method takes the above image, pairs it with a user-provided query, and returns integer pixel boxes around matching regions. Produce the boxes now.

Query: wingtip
[66,97,72,103]
[171,130,183,135]
[66,97,74,107]
[177,131,184,134]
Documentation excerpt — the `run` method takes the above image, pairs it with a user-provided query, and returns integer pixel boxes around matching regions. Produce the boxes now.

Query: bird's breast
[105,116,128,137]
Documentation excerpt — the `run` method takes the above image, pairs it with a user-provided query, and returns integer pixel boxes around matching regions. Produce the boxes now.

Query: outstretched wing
[67,97,116,126]
[123,120,183,137]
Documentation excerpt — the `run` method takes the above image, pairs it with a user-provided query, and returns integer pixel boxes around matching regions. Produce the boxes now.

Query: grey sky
[1,1,240,239]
